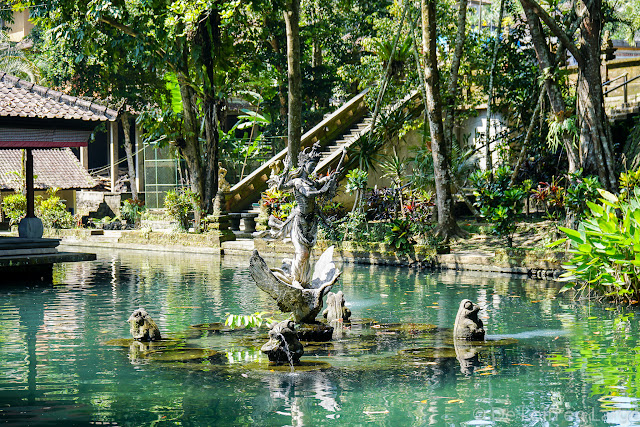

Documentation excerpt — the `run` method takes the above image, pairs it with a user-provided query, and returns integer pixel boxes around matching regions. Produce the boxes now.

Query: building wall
[7,9,34,42]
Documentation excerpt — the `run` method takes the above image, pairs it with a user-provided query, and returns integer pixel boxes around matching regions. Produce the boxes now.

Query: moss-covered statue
[453,299,485,341]
[127,308,161,342]
[250,144,346,323]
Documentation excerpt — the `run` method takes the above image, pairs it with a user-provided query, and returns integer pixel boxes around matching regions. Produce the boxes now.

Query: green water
[1,249,639,426]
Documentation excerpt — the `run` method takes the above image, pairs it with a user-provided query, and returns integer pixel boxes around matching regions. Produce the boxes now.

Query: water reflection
[0,248,638,425]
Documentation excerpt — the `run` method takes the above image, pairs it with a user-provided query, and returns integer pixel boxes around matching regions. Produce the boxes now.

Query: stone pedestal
[18,217,43,239]
[206,191,235,244]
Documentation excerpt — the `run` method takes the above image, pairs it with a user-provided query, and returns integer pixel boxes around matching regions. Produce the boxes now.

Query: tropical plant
[551,188,640,302]
[1,193,26,226]
[532,176,565,219]
[36,188,74,229]
[345,168,368,213]
[224,312,276,329]
[470,166,531,246]
[385,218,414,254]
[121,198,146,227]
[564,171,600,220]
[164,188,200,232]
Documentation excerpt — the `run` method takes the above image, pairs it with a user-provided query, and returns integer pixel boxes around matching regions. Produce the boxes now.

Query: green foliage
[565,172,600,219]
[552,188,640,301]
[532,176,565,219]
[470,166,530,246]
[261,188,295,221]
[384,218,414,254]
[345,168,368,194]
[547,116,579,152]
[37,188,74,229]
[164,188,200,231]
[121,198,146,226]
[1,193,26,226]
[619,169,640,202]
[224,312,275,329]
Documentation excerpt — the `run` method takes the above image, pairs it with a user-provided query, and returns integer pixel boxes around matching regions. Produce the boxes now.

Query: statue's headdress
[298,142,322,167]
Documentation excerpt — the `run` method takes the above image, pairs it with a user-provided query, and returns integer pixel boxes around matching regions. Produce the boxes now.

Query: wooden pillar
[109,121,118,192]
[25,148,35,217]
[80,146,89,170]
[135,123,145,199]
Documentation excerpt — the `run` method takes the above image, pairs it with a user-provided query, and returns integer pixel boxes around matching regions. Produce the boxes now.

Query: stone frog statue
[322,291,351,323]
[127,308,161,342]
[453,299,485,341]
[261,320,304,364]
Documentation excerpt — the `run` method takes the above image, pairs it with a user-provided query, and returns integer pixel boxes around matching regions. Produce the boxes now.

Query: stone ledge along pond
[1,248,639,426]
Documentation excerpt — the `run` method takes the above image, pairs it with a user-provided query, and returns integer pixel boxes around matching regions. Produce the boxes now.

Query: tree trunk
[521,4,580,174]
[177,74,203,230]
[443,0,469,149]
[198,9,221,214]
[576,0,616,190]
[421,0,466,241]
[520,0,616,190]
[283,0,302,167]
[484,0,506,171]
[121,112,137,200]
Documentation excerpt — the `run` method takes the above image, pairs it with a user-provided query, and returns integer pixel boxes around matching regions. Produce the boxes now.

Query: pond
[1,249,639,426]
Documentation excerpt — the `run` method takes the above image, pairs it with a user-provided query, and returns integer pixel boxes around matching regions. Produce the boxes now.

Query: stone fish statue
[261,320,304,364]
[127,308,161,342]
[453,299,485,341]
[323,291,351,323]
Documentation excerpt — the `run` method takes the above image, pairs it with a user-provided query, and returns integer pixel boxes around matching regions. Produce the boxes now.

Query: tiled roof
[0,73,118,122]
[0,148,97,190]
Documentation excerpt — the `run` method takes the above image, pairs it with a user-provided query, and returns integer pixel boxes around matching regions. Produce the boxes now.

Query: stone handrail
[225,88,370,213]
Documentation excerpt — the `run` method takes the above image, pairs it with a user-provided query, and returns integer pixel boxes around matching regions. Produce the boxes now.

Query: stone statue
[323,291,351,323]
[453,299,485,341]
[250,246,341,323]
[267,143,345,287]
[250,143,346,323]
[218,162,231,192]
[127,308,161,342]
[261,320,304,364]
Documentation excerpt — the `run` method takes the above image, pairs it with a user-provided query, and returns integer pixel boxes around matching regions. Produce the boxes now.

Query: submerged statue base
[249,246,341,323]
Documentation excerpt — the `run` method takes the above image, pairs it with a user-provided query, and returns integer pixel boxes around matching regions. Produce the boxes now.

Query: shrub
[552,188,640,302]
[121,198,146,226]
[37,188,74,229]
[261,188,295,220]
[470,166,531,247]
[565,171,600,220]
[164,188,199,231]
[1,193,26,225]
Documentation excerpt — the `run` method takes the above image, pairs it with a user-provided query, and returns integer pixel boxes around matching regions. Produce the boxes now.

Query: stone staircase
[225,89,422,234]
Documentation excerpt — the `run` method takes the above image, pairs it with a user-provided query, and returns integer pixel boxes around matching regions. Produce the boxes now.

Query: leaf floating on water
[447,399,464,404]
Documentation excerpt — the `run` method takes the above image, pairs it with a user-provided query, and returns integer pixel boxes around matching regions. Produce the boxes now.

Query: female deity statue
[269,143,344,288]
